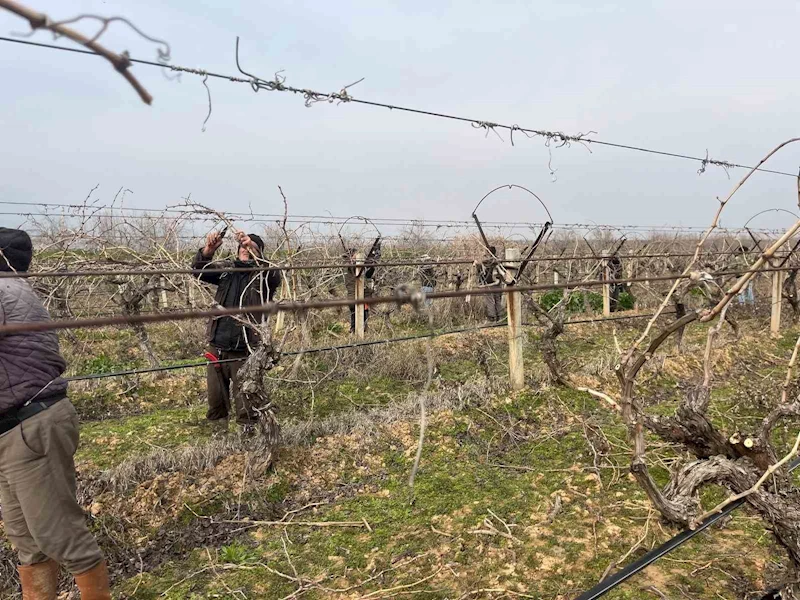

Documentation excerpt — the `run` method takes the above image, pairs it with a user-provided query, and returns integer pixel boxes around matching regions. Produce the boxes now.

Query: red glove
[204,351,221,370]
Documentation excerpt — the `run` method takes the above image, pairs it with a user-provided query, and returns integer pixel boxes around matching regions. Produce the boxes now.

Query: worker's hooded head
[0,227,33,272]
[247,233,265,256]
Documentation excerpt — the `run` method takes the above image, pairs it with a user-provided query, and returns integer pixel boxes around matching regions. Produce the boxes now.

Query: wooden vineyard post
[582,261,592,315]
[354,252,366,340]
[626,260,637,310]
[274,275,289,333]
[771,271,785,336]
[187,283,196,309]
[505,247,524,391]
[159,277,169,309]
[551,268,559,305]
[602,261,611,317]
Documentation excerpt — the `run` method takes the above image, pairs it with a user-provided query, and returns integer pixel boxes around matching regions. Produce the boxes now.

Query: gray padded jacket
[0,278,67,414]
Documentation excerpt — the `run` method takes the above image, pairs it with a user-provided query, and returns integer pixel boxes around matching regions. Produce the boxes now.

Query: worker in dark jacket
[192,229,281,432]
[419,256,437,291]
[607,253,626,312]
[0,228,109,599]
[419,255,436,307]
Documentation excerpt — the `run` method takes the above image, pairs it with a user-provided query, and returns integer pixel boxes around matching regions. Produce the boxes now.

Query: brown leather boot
[18,559,59,600]
[73,560,111,600]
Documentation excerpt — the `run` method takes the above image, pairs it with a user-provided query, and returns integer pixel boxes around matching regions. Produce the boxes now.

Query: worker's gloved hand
[204,351,222,370]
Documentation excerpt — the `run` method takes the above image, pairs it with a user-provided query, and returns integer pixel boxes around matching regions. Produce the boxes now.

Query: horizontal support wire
[7,249,787,279]
[0,35,796,178]
[1,267,785,335]
[0,200,791,233]
[66,311,668,382]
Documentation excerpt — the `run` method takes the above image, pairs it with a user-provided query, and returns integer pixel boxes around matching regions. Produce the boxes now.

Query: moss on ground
[77,406,207,470]
[110,378,786,599]
[54,318,800,598]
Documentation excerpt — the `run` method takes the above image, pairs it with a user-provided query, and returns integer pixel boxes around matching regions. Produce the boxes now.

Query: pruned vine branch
[0,0,165,103]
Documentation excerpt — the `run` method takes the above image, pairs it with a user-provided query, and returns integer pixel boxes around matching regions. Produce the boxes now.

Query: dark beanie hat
[247,233,265,254]
[0,227,33,272]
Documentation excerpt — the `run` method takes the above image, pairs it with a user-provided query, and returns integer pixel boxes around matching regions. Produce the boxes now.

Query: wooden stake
[625,261,637,310]
[772,271,785,336]
[274,275,289,333]
[159,277,169,309]
[505,248,524,391]
[602,262,611,317]
[355,252,366,340]
[187,283,196,309]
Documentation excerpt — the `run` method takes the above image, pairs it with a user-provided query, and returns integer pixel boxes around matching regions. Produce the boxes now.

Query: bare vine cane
[0,0,168,103]
[336,215,382,256]
[592,142,800,594]
[621,140,800,368]
[392,284,435,488]
[177,200,263,262]
[528,297,568,386]
[471,184,554,275]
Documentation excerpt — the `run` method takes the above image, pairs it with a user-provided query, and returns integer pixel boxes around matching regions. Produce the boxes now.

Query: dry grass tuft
[80,379,498,500]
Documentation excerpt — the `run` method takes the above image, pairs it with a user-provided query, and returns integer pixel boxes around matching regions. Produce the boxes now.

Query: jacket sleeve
[192,248,222,285]
[266,268,282,302]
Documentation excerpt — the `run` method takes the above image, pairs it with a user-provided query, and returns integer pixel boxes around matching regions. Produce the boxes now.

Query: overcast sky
[2,1,800,233]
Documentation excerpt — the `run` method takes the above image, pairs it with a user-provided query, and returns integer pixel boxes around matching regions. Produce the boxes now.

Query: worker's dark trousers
[349,307,370,333]
[610,284,627,312]
[206,349,257,425]
[485,288,504,321]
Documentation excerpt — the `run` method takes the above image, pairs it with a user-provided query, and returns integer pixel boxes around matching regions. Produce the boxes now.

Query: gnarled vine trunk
[236,343,281,474]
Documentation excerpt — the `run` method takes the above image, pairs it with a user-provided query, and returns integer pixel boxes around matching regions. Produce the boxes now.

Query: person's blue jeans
[737,282,755,305]
[421,286,434,307]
